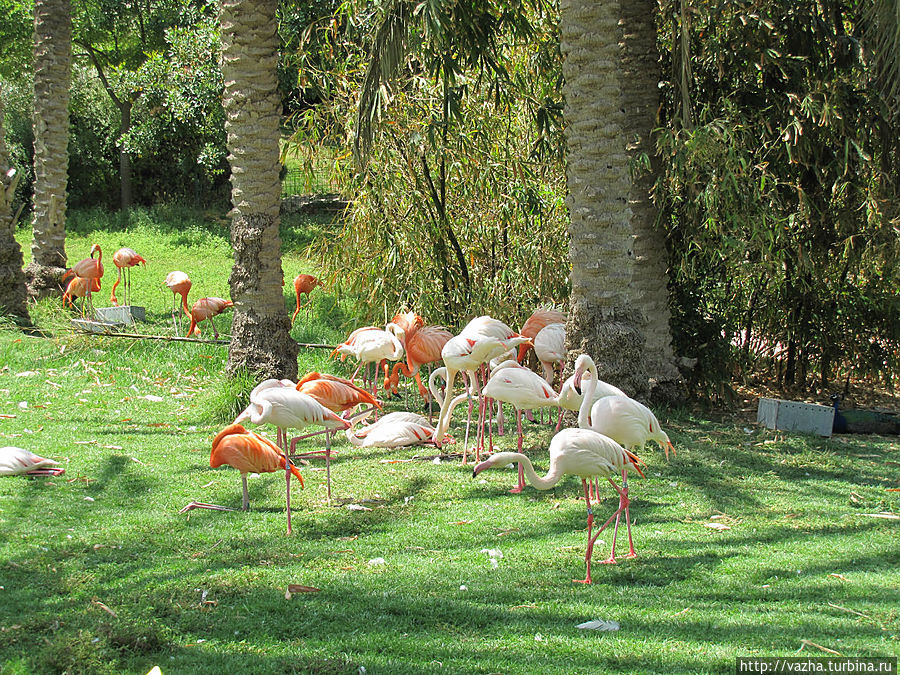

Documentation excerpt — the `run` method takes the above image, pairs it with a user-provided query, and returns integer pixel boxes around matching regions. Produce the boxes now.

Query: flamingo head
[90,244,101,259]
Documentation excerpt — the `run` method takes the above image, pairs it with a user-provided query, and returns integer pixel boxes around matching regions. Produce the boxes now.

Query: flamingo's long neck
[433,390,469,441]
[493,452,566,490]
[577,361,598,429]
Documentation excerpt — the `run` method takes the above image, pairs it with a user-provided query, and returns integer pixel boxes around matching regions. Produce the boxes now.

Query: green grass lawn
[1,209,898,674]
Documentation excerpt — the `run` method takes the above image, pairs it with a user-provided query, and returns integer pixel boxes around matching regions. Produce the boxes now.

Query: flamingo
[206,423,304,522]
[235,379,352,509]
[291,274,322,323]
[517,308,566,364]
[62,276,101,313]
[344,408,447,449]
[473,362,645,584]
[295,372,380,416]
[576,355,675,460]
[0,447,64,476]
[431,332,530,463]
[330,326,404,396]
[482,366,562,493]
[533,322,566,387]
[110,247,147,306]
[385,323,452,405]
[186,297,233,339]
[555,354,626,431]
[61,244,103,315]
[164,271,192,334]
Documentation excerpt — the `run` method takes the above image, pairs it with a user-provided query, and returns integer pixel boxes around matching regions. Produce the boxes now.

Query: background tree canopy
[0,0,898,398]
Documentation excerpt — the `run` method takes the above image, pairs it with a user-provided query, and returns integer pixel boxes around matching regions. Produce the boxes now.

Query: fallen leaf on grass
[703,522,731,531]
[576,619,620,631]
[345,504,372,511]
[74,440,97,445]
[829,573,850,582]
[0,414,16,419]
[671,608,691,617]
[380,459,414,464]
[860,512,899,520]
[799,639,842,656]
[90,599,117,617]
[285,584,320,600]
[452,520,474,525]
[827,602,870,618]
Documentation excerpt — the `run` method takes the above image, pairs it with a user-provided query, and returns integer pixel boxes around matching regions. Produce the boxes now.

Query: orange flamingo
[61,244,104,314]
[207,423,304,519]
[164,271,192,333]
[295,372,381,415]
[186,297,233,339]
[385,323,452,405]
[110,247,147,306]
[290,274,322,323]
[517,308,566,364]
[62,276,101,312]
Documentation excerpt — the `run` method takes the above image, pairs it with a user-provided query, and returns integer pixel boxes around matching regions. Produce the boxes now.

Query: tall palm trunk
[0,85,31,324]
[560,0,648,397]
[620,0,682,397]
[221,0,298,380]
[26,0,71,297]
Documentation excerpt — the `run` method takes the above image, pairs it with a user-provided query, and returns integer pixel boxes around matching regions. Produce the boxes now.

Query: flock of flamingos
[3,244,676,584]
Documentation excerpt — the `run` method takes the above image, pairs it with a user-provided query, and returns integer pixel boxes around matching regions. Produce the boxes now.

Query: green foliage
[656,0,900,394]
[289,0,569,328]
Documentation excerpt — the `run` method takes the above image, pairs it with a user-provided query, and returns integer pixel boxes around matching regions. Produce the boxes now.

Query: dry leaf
[576,619,620,631]
[703,522,731,531]
[861,513,899,520]
[90,599,117,617]
[287,584,320,594]
[452,520,474,525]
[829,573,849,581]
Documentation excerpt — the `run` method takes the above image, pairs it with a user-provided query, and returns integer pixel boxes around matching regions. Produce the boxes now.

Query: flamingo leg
[241,474,250,511]
[620,468,636,559]
[574,478,596,584]
[555,406,564,432]
[509,410,525,494]
[497,400,505,436]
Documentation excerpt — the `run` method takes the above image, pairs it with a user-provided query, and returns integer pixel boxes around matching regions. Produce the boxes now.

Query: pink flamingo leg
[574,478,596,584]
[554,407,564,432]
[620,468,636,558]
[575,477,629,583]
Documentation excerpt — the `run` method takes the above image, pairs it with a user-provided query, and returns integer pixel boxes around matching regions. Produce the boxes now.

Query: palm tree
[220,0,298,380]
[0,84,31,324]
[559,0,649,397]
[25,0,71,298]
[620,0,681,394]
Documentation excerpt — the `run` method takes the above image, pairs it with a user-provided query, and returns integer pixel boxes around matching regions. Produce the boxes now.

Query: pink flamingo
[517,308,566,364]
[186,297,233,339]
[110,247,147,306]
[291,274,322,323]
[61,244,103,314]
[164,271,192,333]
[385,323,452,406]
[62,276,101,313]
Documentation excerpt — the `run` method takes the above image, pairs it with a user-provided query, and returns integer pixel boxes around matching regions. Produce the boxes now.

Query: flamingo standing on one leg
[235,379,351,512]
[186,297,233,339]
[61,244,104,316]
[110,247,147,306]
[207,423,304,516]
[482,365,562,493]
[164,271,192,334]
[291,274,322,323]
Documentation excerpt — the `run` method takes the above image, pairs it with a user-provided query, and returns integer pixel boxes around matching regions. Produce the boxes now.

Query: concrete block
[757,397,834,437]
[71,318,121,334]
[95,305,145,325]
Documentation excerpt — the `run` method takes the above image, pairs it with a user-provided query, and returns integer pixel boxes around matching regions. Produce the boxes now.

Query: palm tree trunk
[26,0,71,297]
[0,85,31,325]
[620,0,682,398]
[560,0,648,398]
[221,0,298,381]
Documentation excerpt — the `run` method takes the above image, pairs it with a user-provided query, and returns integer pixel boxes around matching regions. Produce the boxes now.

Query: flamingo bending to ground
[164,271,192,333]
[0,446,65,476]
[482,366,561,493]
[208,423,304,514]
[61,244,104,315]
[291,274,322,323]
[186,297,233,339]
[385,323,452,405]
[331,326,404,396]
[110,247,147,306]
[62,276,101,313]
[473,361,645,583]
[235,379,351,509]
[533,322,566,387]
